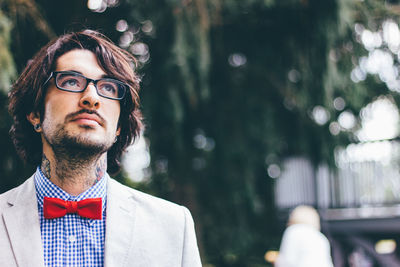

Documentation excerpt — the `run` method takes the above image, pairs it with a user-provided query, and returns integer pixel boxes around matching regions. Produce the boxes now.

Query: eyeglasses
[43,71,128,100]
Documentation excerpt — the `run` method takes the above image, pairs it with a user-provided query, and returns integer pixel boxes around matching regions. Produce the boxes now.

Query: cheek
[42,102,53,123]
[110,104,121,128]
[42,98,72,126]
[111,110,121,131]
[43,102,59,122]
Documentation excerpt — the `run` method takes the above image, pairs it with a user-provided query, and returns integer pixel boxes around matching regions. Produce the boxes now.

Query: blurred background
[2,0,400,266]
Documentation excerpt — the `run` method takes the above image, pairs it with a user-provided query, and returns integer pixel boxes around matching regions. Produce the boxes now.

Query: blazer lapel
[104,178,137,267]
[2,177,44,267]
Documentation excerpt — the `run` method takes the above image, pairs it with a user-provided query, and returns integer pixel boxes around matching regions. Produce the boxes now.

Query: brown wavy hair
[8,30,143,174]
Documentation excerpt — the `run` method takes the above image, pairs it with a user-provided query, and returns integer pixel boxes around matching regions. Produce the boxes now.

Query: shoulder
[0,176,35,209]
[283,224,331,248]
[106,177,201,266]
[107,177,191,222]
[0,187,16,209]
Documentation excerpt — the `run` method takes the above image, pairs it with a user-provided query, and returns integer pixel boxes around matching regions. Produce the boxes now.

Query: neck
[41,152,107,196]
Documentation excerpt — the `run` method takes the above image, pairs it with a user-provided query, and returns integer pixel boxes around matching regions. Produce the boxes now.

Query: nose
[79,82,100,109]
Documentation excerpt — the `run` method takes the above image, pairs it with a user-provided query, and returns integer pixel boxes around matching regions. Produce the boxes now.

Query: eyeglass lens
[55,72,125,99]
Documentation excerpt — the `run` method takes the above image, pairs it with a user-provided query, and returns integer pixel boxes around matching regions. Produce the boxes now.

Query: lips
[70,113,103,126]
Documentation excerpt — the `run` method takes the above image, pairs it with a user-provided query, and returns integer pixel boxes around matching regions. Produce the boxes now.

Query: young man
[0,30,202,267]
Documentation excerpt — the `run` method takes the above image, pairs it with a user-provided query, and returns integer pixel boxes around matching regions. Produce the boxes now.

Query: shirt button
[69,235,76,242]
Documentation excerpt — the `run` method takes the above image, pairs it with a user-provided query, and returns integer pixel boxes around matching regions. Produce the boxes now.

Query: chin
[68,128,108,144]
[51,133,112,155]
[63,137,112,157]
[45,124,115,156]
[73,135,112,149]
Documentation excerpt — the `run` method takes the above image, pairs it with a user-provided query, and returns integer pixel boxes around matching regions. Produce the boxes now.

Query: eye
[62,79,79,87]
[57,73,83,90]
[98,81,118,96]
[102,83,116,93]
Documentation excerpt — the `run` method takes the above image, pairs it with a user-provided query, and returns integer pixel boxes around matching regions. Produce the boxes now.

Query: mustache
[65,109,105,125]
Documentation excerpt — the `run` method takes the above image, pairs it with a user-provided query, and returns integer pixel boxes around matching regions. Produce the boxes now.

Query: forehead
[55,49,106,78]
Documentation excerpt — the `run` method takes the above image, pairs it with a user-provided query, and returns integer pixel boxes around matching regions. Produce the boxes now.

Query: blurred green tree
[1,0,399,266]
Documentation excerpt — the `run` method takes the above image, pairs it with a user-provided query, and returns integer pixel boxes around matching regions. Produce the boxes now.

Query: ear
[27,112,42,132]
[116,126,121,136]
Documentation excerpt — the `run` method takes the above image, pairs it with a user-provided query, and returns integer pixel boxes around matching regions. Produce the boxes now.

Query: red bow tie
[43,197,102,220]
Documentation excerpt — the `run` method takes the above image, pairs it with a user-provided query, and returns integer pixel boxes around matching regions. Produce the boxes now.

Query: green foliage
[130,1,352,265]
[0,10,15,92]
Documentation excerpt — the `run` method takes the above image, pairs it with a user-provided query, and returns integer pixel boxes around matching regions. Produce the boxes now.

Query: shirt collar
[34,166,107,212]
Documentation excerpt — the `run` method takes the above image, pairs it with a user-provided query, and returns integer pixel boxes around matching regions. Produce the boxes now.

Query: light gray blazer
[0,175,202,267]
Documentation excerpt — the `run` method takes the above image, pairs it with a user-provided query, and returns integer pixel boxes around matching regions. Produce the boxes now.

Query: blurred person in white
[275,205,334,267]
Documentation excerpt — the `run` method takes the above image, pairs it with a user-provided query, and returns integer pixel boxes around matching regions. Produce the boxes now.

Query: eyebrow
[60,69,115,80]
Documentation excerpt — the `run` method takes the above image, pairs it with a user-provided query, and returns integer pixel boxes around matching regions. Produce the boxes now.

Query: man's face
[35,49,121,156]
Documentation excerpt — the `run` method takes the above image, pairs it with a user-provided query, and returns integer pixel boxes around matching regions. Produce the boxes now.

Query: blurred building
[274,139,400,267]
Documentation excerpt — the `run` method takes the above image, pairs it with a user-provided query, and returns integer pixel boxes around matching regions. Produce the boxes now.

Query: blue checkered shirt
[34,167,107,267]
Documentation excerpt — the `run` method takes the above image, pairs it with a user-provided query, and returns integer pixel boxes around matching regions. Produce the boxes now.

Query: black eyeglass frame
[43,71,128,100]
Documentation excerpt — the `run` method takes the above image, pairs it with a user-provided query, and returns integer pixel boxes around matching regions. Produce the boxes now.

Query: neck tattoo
[41,154,51,179]
[94,157,107,185]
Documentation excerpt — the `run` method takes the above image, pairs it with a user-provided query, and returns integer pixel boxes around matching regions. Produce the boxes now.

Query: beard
[43,122,114,162]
